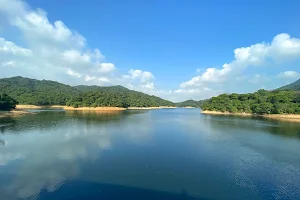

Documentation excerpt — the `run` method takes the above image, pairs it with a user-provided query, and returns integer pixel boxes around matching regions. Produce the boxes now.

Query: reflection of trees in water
[0,110,146,134]
[203,115,300,139]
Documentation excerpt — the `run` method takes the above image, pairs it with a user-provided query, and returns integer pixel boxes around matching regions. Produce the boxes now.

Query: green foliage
[175,99,208,108]
[277,78,300,91]
[0,76,174,108]
[0,93,18,110]
[0,76,80,106]
[201,89,300,114]
[67,86,174,108]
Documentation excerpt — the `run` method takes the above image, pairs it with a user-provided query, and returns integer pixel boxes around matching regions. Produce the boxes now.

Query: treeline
[175,99,208,108]
[66,88,174,108]
[0,94,18,110]
[0,76,175,108]
[201,89,300,114]
[0,76,80,105]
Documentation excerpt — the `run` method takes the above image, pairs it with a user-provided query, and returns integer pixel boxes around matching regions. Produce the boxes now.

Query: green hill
[72,85,174,108]
[74,85,129,93]
[0,76,80,105]
[175,99,207,108]
[277,79,300,91]
[0,76,174,107]
[201,89,300,114]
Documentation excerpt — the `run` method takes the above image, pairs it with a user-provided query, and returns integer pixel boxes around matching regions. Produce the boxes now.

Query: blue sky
[0,0,300,101]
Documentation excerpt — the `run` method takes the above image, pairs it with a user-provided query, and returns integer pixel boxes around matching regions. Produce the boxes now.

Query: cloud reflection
[0,110,152,199]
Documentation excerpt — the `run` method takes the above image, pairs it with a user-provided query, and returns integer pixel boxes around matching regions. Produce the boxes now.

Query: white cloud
[62,50,90,64]
[98,77,110,83]
[0,37,32,56]
[181,33,300,89]
[67,68,81,78]
[1,0,300,102]
[0,0,164,97]
[128,69,155,83]
[141,82,154,89]
[85,75,96,81]
[0,0,120,85]
[277,71,299,79]
[99,63,115,73]
[121,69,156,90]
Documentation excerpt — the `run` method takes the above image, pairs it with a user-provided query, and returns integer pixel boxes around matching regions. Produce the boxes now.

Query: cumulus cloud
[128,69,155,83]
[98,63,115,73]
[0,0,170,99]
[1,0,300,101]
[67,68,82,78]
[0,0,155,89]
[0,37,32,56]
[122,69,156,89]
[277,71,299,79]
[180,33,300,89]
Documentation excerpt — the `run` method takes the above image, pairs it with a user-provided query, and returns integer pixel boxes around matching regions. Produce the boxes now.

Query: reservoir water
[0,109,300,200]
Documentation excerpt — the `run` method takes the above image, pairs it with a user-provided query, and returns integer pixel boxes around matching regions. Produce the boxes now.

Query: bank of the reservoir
[16,105,177,111]
[0,109,33,118]
[201,110,300,121]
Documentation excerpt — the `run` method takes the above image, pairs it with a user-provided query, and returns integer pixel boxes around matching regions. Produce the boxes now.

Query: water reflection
[0,109,300,199]
[0,110,151,199]
[202,114,300,139]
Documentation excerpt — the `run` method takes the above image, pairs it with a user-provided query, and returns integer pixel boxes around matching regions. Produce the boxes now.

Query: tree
[200,89,300,115]
[0,76,175,108]
[0,93,18,110]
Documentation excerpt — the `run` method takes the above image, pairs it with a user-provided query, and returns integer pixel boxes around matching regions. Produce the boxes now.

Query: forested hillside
[69,85,174,108]
[201,89,300,114]
[0,76,80,105]
[277,79,300,91]
[175,99,207,108]
[0,76,175,107]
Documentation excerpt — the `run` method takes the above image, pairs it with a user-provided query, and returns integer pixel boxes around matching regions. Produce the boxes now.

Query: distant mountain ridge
[175,99,208,108]
[277,78,300,91]
[0,76,174,107]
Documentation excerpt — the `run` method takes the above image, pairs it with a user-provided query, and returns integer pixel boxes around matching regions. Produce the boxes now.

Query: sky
[0,0,300,102]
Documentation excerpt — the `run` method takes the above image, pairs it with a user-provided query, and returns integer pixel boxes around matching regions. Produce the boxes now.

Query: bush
[0,93,18,110]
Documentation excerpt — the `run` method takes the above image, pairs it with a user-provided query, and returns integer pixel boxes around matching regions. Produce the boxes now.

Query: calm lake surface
[1,109,300,200]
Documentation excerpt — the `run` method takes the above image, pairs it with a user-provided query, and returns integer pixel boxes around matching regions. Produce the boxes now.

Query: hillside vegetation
[201,89,300,114]
[0,76,80,105]
[175,100,207,108]
[69,85,175,108]
[277,79,300,91]
[0,76,175,108]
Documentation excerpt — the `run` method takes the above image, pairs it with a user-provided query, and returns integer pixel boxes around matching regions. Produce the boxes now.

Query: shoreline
[127,106,177,110]
[0,109,33,118]
[16,105,177,111]
[63,106,126,111]
[201,110,300,122]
